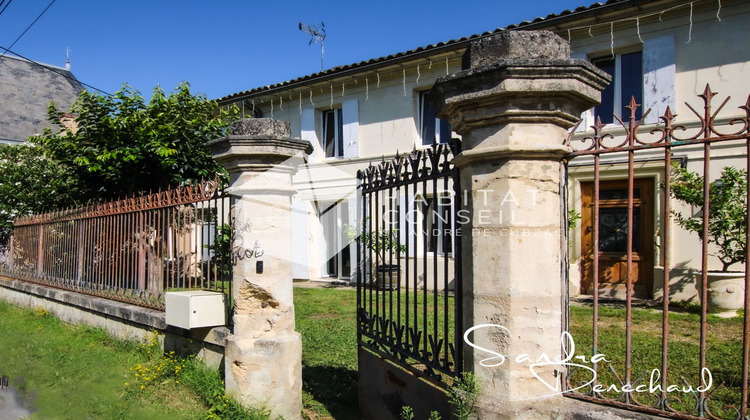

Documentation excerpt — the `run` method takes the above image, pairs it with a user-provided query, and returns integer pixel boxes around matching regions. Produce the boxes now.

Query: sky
[0,0,589,101]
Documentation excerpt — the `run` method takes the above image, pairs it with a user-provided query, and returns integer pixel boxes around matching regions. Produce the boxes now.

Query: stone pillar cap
[428,31,611,134]
[462,30,569,69]
[208,118,312,175]
[229,118,291,137]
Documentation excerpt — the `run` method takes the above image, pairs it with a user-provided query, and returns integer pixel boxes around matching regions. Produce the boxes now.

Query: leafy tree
[32,82,237,200]
[670,164,747,272]
[0,144,82,245]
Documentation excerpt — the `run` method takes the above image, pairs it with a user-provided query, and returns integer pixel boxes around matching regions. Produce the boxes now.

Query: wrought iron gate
[355,140,463,417]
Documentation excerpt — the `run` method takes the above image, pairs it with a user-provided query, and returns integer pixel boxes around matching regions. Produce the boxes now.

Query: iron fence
[0,180,234,313]
[564,85,750,419]
[356,140,462,387]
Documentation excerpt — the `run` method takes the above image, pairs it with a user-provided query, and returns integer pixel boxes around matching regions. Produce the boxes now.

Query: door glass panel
[598,207,641,253]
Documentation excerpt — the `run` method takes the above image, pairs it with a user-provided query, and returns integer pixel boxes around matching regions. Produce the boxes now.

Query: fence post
[429,31,609,417]
[36,224,44,276]
[76,221,84,285]
[209,118,312,420]
[8,234,13,271]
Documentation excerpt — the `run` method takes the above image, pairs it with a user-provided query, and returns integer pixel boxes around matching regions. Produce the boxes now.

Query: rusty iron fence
[0,180,234,313]
[356,140,462,387]
[564,85,750,419]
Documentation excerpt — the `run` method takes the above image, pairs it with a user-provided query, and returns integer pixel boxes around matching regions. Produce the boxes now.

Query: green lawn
[0,301,200,419]
[0,288,745,420]
[0,301,264,419]
[294,288,749,420]
[293,286,458,419]
[569,305,746,419]
[294,287,359,419]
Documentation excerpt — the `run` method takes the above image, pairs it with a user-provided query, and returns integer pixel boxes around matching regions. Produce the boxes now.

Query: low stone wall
[0,276,228,369]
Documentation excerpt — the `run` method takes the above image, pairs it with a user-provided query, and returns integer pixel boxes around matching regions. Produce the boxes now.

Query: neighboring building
[0,55,83,144]
[218,0,750,301]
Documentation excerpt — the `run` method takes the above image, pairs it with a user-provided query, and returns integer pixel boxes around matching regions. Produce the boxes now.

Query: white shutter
[301,107,318,161]
[292,198,310,280]
[342,99,359,158]
[643,36,675,124]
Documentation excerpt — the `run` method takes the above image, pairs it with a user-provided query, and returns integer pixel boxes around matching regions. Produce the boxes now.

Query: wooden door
[580,179,654,299]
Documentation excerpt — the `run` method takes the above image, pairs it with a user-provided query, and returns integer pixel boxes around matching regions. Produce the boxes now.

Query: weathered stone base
[224,332,302,420]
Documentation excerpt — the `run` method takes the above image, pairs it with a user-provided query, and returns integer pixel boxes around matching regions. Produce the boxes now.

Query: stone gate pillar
[429,31,609,418]
[209,118,312,420]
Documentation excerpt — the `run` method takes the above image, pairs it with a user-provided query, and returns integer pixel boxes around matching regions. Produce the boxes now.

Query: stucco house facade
[0,55,83,144]
[217,0,750,302]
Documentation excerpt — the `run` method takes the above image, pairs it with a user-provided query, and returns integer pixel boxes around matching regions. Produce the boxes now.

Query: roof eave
[217,0,653,104]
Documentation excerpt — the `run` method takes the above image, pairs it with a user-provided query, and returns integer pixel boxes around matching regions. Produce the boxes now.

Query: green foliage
[567,209,581,230]
[567,208,582,248]
[127,331,268,419]
[182,362,270,420]
[397,373,478,420]
[399,406,442,419]
[399,407,443,420]
[205,223,235,278]
[448,372,480,420]
[345,219,407,266]
[399,405,415,420]
[31,82,238,200]
[670,164,747,271]
[0,143,82,245]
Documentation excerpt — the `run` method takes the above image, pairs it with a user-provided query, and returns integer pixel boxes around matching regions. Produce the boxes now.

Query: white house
[218,0,750,301]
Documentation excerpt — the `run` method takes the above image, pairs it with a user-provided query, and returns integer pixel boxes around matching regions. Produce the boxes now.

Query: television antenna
[298,21,326,71]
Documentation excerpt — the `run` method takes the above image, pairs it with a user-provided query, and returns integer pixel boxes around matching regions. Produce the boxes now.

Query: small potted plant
[670,164,747,317]
[346,220,406,290]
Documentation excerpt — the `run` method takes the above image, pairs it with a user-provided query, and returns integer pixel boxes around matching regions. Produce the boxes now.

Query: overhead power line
[0,0,57,60]
[0,0,13,18]
[0,45,112,96]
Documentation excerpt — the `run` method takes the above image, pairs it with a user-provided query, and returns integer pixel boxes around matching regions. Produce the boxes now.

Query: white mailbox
[165,291,226,329]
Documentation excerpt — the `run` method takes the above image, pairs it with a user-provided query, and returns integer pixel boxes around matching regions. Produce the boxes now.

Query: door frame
[580,178,655,298]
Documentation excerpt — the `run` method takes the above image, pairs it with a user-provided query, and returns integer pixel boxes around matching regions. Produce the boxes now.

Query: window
[419,91,451,146]
[323,108,343,158]
[593,51,643,124]
[421,195,453,255]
